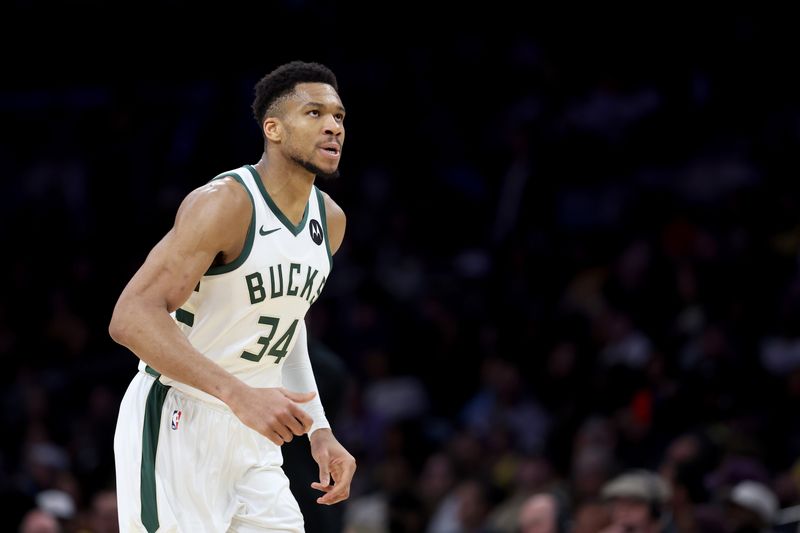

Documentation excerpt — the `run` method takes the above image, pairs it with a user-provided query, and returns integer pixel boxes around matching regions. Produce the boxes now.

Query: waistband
[137,367,232,414]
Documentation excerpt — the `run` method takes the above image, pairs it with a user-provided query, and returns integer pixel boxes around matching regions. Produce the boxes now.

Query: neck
[253,154,314,224]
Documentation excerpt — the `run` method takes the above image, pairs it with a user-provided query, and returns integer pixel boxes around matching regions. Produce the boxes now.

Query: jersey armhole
[205,173,256,276]
[315,187,333,271]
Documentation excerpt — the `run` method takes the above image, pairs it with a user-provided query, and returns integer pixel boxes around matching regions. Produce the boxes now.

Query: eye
[334,113,345,122]
[308,109,320,117]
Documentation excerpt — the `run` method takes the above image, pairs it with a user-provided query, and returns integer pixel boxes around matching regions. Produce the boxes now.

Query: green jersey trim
[245,164,309,236]
[205,173,256,276]
[315,186,333,270]
[140,378,170,532]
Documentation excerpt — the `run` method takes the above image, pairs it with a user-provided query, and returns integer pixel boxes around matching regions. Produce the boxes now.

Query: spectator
[18,508,60,533]
[599,469,672,533]
[571,499,611,533]
[516,491,569,533]
[725,480,779,533]
[89,489,118,533]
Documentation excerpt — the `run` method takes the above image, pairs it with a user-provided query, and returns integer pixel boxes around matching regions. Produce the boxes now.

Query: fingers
[311,482,333,494]
[318,458,331,487]
[278,410,307,436]
[274,423,293,443]
[269,390,314,440]
[312,480,339,505]
[267,431,284,447]
[280,388,317,403]
[316,481,349,505]
[261,412,295,444]
[287,404,314,433]
[281,389,314,433]
[243,388,315,445]
[315,460,356,505]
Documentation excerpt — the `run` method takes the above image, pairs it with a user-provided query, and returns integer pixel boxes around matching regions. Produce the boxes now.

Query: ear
[264,117,282,143]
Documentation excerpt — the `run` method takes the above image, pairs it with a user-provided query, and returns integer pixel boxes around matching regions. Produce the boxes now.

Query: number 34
[240,316,299,364]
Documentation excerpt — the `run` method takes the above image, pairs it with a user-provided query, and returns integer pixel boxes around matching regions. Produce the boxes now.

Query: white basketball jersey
[139,164,333,404]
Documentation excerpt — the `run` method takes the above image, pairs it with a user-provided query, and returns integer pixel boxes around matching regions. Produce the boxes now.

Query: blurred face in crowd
[725,502,767,533]
[19,509,59,533]
[91,489,119,533]
[518,493,558,533]
[572,501,611,533]
[457,480,490,529]
[606,497,659,533]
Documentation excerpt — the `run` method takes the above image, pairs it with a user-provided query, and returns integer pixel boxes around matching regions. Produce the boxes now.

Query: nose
[323,114,343,137]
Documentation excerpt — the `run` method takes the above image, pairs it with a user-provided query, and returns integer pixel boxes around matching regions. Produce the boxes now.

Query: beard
[290,153,340,180]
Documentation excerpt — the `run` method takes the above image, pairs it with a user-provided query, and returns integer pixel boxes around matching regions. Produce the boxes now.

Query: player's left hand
[309,429,356,505]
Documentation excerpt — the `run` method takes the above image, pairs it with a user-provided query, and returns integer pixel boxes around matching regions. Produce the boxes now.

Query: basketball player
[109,61,356,532]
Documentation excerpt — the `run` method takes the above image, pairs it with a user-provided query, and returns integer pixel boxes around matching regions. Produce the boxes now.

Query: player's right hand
[230,386,315,446]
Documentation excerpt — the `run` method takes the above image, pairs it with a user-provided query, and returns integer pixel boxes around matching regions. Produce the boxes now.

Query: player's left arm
[289,191,355,505]
[282,320,355,504]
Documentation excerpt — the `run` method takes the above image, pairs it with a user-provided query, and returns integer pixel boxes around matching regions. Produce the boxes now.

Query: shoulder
[178,176,251,223]
[190,175,251,210]
[173,176,252,248]
[320,189,346,223]
[319,190,346,255]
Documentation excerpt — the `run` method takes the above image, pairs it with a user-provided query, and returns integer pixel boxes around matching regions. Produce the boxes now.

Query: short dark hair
[251,60,339,128]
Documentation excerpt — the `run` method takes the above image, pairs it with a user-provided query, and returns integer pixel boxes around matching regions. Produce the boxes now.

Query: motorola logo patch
[309,219,324,245]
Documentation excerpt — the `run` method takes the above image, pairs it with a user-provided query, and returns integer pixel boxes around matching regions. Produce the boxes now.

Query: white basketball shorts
[114,370,304,532]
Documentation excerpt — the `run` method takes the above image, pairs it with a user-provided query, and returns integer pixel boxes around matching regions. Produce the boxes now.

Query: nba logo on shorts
[171,410,182,430]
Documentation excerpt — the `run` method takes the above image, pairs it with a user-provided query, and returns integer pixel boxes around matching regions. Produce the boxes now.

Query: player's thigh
[153,389,246,531]
[229,464,304,533]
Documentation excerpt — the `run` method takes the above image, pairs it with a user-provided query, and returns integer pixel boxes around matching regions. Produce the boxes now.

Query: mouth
[319,142,341,158]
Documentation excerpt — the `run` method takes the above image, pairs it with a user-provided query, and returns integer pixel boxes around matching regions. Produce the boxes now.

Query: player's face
[282,83,345,179]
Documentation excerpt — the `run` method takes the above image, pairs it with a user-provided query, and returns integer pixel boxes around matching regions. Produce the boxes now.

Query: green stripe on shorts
[140,379,170,532]
[175,308,195,327]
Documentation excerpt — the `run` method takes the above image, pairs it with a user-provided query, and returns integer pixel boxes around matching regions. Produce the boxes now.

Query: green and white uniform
[114,165,333,532]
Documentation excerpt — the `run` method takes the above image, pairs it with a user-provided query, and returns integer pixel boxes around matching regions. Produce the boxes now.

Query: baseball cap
[601,469,671,504]
[729,480,778,525]
[36,489,75,520]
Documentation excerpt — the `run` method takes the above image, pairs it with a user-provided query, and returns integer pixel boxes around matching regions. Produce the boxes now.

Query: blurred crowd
[3,10,800,533]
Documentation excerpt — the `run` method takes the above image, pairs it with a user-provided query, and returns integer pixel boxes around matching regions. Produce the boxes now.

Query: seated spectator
[517,491,569,533]
[571,499,611,533]
[725,480,778,533]
[599,469,671,533]
[18,508,60,533]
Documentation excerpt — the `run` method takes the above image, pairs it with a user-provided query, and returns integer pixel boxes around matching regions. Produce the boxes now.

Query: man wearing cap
[725,480,778,533]
[598,469,672,533]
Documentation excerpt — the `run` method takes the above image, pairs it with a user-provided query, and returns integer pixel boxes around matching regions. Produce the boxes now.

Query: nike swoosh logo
[259,226,281,236]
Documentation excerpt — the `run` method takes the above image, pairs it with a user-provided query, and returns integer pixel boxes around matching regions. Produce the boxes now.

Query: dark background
[2,5,800,532]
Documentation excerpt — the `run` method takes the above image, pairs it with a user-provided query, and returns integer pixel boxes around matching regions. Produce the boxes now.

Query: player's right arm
[108,178,313,445]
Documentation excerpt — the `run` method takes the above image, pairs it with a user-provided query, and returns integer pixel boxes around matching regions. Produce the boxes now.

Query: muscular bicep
[117,179,250,312]
[124,227,218,313]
